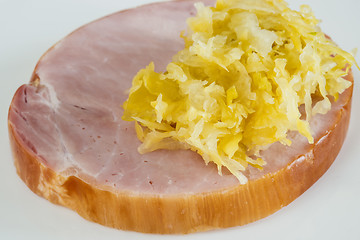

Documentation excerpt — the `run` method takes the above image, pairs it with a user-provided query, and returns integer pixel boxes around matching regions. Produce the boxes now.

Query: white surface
[1,0,359,239]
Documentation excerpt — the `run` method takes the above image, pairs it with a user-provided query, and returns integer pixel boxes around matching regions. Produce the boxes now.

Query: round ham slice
[8,0,353,234]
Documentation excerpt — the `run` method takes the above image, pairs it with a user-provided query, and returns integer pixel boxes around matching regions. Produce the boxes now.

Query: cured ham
[8,0,353,233]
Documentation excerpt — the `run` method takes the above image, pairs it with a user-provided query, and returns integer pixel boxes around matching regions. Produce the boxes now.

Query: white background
[1,0,359,239]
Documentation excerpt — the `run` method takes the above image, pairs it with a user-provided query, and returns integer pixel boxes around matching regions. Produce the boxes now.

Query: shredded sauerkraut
[122,0,356,184]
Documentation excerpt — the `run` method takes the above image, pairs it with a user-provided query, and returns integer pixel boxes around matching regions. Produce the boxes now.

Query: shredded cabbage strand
[122,0,356,184]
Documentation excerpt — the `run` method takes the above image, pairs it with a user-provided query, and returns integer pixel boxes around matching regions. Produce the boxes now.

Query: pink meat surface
[8,0,349,195]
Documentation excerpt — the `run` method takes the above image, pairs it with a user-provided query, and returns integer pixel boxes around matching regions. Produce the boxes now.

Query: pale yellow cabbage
[122,0,356,184]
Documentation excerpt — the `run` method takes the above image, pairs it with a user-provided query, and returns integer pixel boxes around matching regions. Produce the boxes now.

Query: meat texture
[8,0,353,233]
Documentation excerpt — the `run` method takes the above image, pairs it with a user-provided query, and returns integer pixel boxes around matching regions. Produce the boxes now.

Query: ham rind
[8,0,353,233]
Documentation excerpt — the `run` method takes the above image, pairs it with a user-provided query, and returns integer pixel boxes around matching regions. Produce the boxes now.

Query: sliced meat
[8,0,353,233]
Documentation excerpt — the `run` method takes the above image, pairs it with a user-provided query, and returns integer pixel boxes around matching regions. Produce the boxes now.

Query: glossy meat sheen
[8,0,350,195]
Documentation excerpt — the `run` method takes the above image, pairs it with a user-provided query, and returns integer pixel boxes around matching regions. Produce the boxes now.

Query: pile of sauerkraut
[122,0,356,183]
